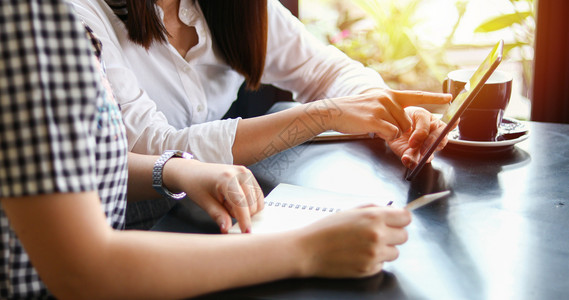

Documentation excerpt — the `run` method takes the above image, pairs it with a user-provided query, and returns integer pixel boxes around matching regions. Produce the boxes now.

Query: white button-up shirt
[70,0,388,164]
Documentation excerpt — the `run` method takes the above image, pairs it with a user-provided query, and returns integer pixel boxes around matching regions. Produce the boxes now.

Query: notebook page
[229,183,391,234]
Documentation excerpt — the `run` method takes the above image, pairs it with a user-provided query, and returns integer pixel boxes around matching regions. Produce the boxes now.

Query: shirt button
[180,8,189,23]
[183,65,191,72]
[197,104,204,112]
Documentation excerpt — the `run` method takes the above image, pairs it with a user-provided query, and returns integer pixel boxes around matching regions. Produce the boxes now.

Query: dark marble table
[153,121,569,300]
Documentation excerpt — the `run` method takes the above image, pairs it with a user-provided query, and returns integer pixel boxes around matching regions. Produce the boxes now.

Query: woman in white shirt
[71,0,451,168]
[1,2,413,297]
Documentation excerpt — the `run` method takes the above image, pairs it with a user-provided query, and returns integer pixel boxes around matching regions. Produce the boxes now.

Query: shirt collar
[178,0,199,25]
[155,0,201,26]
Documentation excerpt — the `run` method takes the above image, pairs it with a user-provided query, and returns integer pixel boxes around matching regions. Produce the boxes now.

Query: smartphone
[405,40,504,181]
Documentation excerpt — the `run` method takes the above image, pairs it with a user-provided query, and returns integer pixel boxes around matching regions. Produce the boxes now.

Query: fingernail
[402,156,410,168]
[219,221,226,232]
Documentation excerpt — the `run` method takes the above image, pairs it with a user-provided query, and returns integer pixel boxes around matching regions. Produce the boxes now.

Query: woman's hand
[327,88,451,141]
[387,107,451,169]
[295,206,411,278]
[164,160,264,234]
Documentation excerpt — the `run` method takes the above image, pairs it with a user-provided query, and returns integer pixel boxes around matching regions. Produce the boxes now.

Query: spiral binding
[266,201,341,213]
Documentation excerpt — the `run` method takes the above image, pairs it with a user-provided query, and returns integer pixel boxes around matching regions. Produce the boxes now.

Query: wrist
[152,150,194,200]
[304,98,340,132]
[162,155,203,195]
[286,228,317,278]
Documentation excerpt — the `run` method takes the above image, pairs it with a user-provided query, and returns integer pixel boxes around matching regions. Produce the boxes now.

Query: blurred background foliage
[474,0,535,97]
[301,0,535,97]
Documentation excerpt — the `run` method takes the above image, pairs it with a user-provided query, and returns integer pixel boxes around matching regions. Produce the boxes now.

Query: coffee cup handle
[442,78,449,94]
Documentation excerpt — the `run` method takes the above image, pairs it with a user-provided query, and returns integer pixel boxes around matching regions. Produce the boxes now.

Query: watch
[152,150,193,200]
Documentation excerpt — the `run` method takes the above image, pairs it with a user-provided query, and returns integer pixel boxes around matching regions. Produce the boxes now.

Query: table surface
[152,121,569,300]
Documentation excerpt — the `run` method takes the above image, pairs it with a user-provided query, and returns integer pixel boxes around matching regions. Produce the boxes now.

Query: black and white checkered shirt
[0,0,128,298]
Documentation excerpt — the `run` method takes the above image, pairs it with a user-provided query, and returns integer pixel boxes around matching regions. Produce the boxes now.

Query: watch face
[180,151,194,160]
[170,150,194,160]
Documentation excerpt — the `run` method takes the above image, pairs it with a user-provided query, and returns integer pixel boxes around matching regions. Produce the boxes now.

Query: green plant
[303,0,534,100]
[473,0,535,97]
[315,0,468,92]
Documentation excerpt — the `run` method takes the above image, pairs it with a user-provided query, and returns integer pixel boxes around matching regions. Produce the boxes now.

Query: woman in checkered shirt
[0,1,411,298]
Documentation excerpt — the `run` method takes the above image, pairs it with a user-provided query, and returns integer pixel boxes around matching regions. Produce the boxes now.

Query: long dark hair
[123,0,268,90]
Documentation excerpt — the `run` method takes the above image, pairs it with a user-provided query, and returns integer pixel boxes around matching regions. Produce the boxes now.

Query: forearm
[3,193,304,299]
[126,152,162,201]
[4,192,411,299]
[95,230,303,299]
[265,0,387,102]
[232,99,337,165]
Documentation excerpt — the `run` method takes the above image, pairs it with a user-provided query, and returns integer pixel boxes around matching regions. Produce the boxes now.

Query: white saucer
[447,117,529,149]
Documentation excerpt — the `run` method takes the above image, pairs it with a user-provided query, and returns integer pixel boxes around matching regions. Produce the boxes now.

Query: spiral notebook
[229,184,391,234]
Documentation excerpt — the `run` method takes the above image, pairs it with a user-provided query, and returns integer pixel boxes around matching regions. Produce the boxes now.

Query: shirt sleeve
[70,0,237,164]
[0,1,100,198]
[262,0,389,103]
[120,92,239,164]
